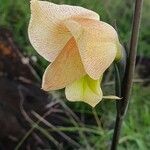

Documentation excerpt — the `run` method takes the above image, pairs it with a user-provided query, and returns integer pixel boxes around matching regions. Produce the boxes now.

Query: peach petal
[42,38,86,91]
[36,0,100,21]
[28,0,100,62]
[64,18,119,79]
[28,0,72,62]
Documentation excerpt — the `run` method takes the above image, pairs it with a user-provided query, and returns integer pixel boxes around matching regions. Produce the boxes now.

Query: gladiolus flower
[28,0,121,107]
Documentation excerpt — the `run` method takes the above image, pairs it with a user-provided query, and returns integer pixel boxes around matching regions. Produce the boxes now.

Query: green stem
[111,0,143,149]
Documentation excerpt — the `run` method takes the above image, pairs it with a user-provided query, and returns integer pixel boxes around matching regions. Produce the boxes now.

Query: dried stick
[111,0,143,149]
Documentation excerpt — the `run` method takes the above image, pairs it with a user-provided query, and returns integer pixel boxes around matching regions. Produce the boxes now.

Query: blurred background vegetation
[0,0,149,149]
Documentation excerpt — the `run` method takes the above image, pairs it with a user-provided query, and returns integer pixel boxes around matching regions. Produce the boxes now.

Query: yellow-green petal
[65,75,103,107]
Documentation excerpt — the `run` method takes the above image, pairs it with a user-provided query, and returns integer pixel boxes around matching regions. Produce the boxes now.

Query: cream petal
[42,38,86,91]
[35,0,100,21]
[28,0,100,62]
[28,0,72,62]
[64,18,119,80]
[65,75,103,107]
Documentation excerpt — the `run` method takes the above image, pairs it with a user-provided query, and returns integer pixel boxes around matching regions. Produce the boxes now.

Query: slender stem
[111,115,123,150]
[111,0,143,150]
[120,0,143,116]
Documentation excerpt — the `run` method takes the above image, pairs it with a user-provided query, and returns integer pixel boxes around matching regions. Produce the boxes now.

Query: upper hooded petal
[28,0,72,62]
[42,38,86,91]
[28,0,100,62]
[64,18,119,80]
[33,0,100,21]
